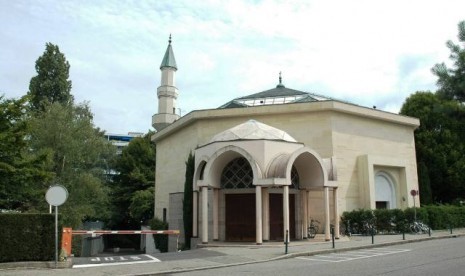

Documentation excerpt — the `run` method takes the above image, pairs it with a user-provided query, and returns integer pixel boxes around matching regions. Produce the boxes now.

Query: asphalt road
[176,237,465,276]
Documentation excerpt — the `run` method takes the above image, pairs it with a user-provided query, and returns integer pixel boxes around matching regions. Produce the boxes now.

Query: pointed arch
[287,147,327,189]
[267,147,327,188]
[203,145,262,189]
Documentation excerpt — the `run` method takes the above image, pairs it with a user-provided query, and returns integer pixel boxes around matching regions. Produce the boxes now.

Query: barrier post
[61,228,72,256]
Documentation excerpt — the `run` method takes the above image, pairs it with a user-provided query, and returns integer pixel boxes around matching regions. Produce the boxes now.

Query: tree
[182,152,194,249]
[28,102,116,227]
[27,43,73,111]
[400,91,465,203]
[111,133,156,228]
[129,188,154,223]
[0,95,53,211]
[432,21,465,101]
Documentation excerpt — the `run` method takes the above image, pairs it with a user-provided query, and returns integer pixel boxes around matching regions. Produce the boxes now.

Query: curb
[132,233,464,276]
[0,258,73,270]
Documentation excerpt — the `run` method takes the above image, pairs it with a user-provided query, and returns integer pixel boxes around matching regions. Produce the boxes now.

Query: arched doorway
[375,172,396,209]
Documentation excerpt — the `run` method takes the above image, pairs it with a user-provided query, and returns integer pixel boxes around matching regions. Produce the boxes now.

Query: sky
[1,0,464,135]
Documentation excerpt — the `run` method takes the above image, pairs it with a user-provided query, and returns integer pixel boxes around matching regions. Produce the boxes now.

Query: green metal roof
[218,85,347,109]
[160,36,177,70]
[236,86,308,100]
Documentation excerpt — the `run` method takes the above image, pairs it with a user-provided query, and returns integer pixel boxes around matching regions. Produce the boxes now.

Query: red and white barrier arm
[71,230,180,235]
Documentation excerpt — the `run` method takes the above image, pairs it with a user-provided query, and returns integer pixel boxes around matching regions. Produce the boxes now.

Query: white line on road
[73,255,161,268]
[296,248,411,263]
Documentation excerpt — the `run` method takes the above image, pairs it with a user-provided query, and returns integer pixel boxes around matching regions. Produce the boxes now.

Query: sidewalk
[1,229,464,276]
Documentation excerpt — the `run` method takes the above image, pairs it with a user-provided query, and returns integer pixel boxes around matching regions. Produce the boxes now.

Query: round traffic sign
[410,189,418,197]
[46,185,68,206]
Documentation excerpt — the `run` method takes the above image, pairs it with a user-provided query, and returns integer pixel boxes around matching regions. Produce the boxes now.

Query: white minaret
[152,35,180,131]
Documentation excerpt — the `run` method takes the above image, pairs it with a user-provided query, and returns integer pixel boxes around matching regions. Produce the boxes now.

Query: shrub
[149,217,169,252]
[341,205,465,233]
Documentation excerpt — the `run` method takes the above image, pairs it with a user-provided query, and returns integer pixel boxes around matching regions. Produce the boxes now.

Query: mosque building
[151,37,420,249]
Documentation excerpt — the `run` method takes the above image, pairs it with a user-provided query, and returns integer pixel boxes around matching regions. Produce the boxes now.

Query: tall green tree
[432,21,465,101]
[27,43,73,111]
[111,132,156,228]
[28,102,116,227]
[183,152,194,249]
[400,91,465,203]
[0,95,53,211]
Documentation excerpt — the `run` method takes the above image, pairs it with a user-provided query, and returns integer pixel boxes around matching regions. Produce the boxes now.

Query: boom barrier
[61,228,180,256]
[71,229,180,235]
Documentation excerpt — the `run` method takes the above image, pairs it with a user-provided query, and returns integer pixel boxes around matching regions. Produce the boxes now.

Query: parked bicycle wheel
[410,223,420,233]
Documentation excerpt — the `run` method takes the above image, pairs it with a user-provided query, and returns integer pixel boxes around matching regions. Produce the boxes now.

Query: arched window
[221,157,253,189]
[375,172,396,209]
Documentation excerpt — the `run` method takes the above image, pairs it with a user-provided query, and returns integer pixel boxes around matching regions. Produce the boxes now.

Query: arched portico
[193,120,338,244]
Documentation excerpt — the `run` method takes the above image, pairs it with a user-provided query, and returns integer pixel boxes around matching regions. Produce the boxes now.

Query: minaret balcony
[152,113,180,131]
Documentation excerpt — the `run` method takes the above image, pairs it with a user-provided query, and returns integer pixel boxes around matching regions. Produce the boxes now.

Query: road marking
[296,248,411,263]
[73,255,161,268]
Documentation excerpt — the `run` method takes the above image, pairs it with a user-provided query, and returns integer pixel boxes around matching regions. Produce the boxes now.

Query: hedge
[341,205,465,234]
[0,213,60,262]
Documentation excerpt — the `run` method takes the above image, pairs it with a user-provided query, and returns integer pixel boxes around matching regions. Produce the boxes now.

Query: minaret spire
[153,35,180,131]
[160,34,177,70]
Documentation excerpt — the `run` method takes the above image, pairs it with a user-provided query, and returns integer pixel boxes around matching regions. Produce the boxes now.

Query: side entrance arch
[375,172,397,209]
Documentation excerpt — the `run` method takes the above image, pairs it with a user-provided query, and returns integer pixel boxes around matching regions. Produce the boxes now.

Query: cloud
[1,0,465,133]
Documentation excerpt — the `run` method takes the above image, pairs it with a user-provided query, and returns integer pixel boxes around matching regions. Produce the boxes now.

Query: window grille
[221,157,253,189]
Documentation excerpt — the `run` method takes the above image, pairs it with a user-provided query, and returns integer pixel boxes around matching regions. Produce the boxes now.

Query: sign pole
[55,206,58,268]
[45,185,68,269]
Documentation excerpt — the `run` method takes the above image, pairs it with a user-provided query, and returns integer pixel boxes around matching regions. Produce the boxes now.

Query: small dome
[211,120,297,143]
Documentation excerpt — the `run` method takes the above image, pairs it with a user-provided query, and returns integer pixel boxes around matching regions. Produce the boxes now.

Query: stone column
[333,188,340,239]
[302,190,308,239]
[213,188,219,241]
[283,185,290,243]
[193,191,198,237]
[324,187,330,241]
[201,186,208,244]
[263,188,270,241]
[256,185,263,245]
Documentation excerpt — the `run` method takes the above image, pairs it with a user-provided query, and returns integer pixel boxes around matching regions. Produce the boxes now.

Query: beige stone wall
[154,121,201,219]
[330,112,419,213]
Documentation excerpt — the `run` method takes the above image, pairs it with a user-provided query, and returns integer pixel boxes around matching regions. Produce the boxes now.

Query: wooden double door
[225,193,295,242]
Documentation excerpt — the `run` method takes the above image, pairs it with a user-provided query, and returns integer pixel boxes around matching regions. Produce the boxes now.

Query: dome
[210,120,297,143]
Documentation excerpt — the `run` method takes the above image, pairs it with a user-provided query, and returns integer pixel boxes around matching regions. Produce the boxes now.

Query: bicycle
[362,220,377,236]
[410,221,430,234]
[307,219,320,239]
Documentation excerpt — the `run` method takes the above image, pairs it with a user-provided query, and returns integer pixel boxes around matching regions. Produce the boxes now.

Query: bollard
[331,226,335,249]
[450,224,453,234]
[284,230,289,254]
[428,227,431,237]
[402,229,405,240]
[371,227,374,244]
